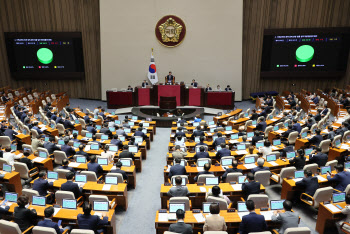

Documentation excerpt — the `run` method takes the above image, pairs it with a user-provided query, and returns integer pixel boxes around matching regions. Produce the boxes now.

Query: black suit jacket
[295,176,319,196]
[309,153,328,167]
[14,206,37,232]
[191,130,205,139]
[169,222,193,234]
[256,121,267,132]
[61,180,81,199]
[222,168,243,181]
[77,214,109,234]
[33,178,52,196]
[119,151,135,160]
[251,135,263,146]
[250,113,259,121]
[169,164,186,178]
[110,168,128,180]
[20,157,33,170]
[309,135,323,147]
[242,181,261,199]
[289,156,306,170]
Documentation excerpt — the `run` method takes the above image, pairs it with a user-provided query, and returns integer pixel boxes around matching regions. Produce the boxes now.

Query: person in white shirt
[93,106,101,115]
[100,145,114,163]
[258,140,272,159]
[216,85,222,92]
[175,136,186,147]
[3,147,21,166]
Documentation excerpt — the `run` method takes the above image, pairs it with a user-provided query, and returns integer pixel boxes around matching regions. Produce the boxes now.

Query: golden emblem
[158,18,183,43]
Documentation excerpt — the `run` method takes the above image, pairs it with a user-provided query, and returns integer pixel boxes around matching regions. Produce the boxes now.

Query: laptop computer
[225,126,232,131]
[286,152,296,159]
[335,139,341,148]
[143,122,150,127]
[39,151,48,158]
[10,144,17,152]
[120,159,131,167]
[132,116,138,120]
[109,146,118,152]
[119,136,126,142]
[90,144,99,150]
[142,129,147,134]
[212,136,218,142]
[146,118,152,122]
[101,135,108,140]
[129,146,138,153]
[237,201,248,212]
[256,142,264,148]
[333,192,346,203]
[304,148,313,155]
[301,132,307,139]
[294,170,304,179]
[75,174,87,187]
[32,196,46,206]
[58,140,64,146]
[273,139,281,146]
[124,128,131,133]
[76,156,87,163]
[72,130,79,135]
[75,119,79,124]
[62,199,77,209]
[237,144,246,150]
[129,121,135,126]
[273,126,279,131]
[193,122,199,127]
[96,125,102,130]
[73,142,80,148]
[93,201,109,211]
[197,159,210,167]
[244,156,255,164]
[238,176,246,184]
[284,123,289,128]
[270,200,285,210]
[205,177,219,185]
[216,145,222,151]
[321,166,331,175]
[105,176,118,185]
[210,128,216,133]
[247,132,254,138]
[47,171,58,182]
[44,137,50,142]
[266,154,277,162]
[172,177,186,186]
[2,164,12,173]
[115,120,121,124]
[244,113,249,118]
[135,137,143,143]
[86,133,93,138]
[5,192,18,204]
[231,134,239,140]
[202,202,216,213]
[23,147,31,153]
[97,158,108,165]
[168,203,186,220]
[345,162,350,170]
[221,158,233,167]
[252,120,257,125]
[194,137,200,143]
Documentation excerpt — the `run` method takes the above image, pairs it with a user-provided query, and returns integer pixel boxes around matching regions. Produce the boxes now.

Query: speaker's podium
[159,96,176,109]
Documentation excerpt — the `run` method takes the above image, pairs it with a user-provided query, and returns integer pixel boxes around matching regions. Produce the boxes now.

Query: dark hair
[200,146,205,152]
[175,158,181,164]
[23,151,30,157]
[175,176,182,185]
[297,149,305,158]
[200,136,205,142]
[335,164,344,172]
[196,126,201,130]
[315,147,321,152]
[246,200,255,211]
[92,135,97,141]
[247,172,254,181]
[17,195,29,207]
[38,171,46,178]
[44,206,55,218]
[113,134,118,139]
[328,126,333,131]
[204,163,211,171]
[218,132,222,137]
[209,203,220,214]
[79,145,84,150]
[66,172,74,180]
[232,160,238,168]
[346,194,350,204]
[264,140,271,147]
[83,202,92,215]
[283,200,293,211]
[73,133,78,138]
[176,209,185,220]
[62,159,69,166]
[90,155,96,163]
[5,147,11,152]
[315,129,321,135]
[49,136,55,142]
[212,185,221,196]
[304,169,312,177]
[123,145,129,150]
[116,161,123,168]
[220,143,226,148]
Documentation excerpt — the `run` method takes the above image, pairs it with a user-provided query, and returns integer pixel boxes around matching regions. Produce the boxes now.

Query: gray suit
[271,211,299,234]
[169,221,193,234]
[167,186,189,197]
[172,151,188,160]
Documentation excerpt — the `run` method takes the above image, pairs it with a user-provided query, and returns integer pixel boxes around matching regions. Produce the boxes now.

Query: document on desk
[325,204,341,212]
[341,144,350,150]
[236,150,248,155]
[231,184,242,191]
[260,211,274,221]
[33,157,45,162]
[199,187,207,192]
[197,167,204,172]
[229,140,239,144]
[68,162,81,167]
[53,208,61,216]
[238,212,249,220]
[158,213,168,222]
[269,161,279,166]
[275,130,285,134]
[194,213,205,223]
[316,175,327,182]
[293,178,303,182]
[244,164,257,169]
[102,184,112,191]
[166,166,171,172]
[271,146,281,151]
[84,145,91,151]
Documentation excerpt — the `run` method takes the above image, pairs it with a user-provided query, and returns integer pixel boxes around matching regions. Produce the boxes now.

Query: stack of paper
[68,162,81,167]
[236,150,248,155]
[293,178,303,182]
[53,208,61,216]
[102,184,112,191]
[238,212,249,220]
[231,184,242,190]
[199,187,207,192]
[33,157,46,162]
[229,140,239,144]
[194,213,205,222]
[276,130,285,134]
[260,211,274,220]
[316,175,327,182]
[158,213,168,222]
[325,204,341,212]
[244,164,257,169]
[269,161,279,166]
[197,167,204,172]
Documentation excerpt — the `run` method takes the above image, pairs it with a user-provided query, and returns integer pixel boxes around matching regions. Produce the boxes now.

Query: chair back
[106,173,124,183]
[56,123,65,135]
[53,150,68,165]
[310,124,317,134]
[197,174,215,183]
[345,184,350,195]
[247,194,269,209]
[197,158,212,166]
[71,230,95,234]
[207,196,228,210]
[333,135,342,145]
[0,158,9,169]
[264,126,273,136]
[56,191,75,206]
[302,163,318,175]
[319,139,331,153]
[57,169,70,179]
[171,175,189,185]
[46,97,51,103]
[31,129,39,139]
[22,189,39,203]
[88,195,109,204]
[245,120,252,130]
[225,172,243,183]
[313,186,333,208]
[325,160,337,171]
[33,226,57,234]
[255,170,271,187]
[343,130,350,142]
[0,136,11,148]
[220,156,235,165]
[22,144,33,153]
[169,197,190,211]
[300,127,308,135]
[288,132,299,144]
[119,158,133,166]
[0,220,22,234]
[80,171,98,182]
[279,167,296,184]
[14,162,30,179]
[51,94,56,100]
[95,133,103,139]
[284,227,311,234]
[79,118,86,129]
[238,112,244,119]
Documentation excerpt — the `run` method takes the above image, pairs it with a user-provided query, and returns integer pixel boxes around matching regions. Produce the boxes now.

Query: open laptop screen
[5,192,18,202]
[93,201,109,211]
[105,176,118,185]
[294,170,304,179]
[237,201,248,212]
[205,177,219,185]
[32,196,46,206]
[333,193,346,203]
[270,200,285,210]
[47,171,58,180]
[221,158,233,166]
[244,157,255,164]
[197,159,210,167]
[169,203,185,213]
[62,199,77,209]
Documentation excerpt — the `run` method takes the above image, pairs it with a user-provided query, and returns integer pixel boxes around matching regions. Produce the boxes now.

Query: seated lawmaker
[250,109,259,121]
[289,149,306,170]
[251,130,263,146]
[271,200,299,234]
[59,159,75,173]
[168,209,193,234]
[172,145,188,160]
[251,158,269,174]
[167,176,189,197]
[256,117,267,132]
[110,161,128,181]
[169,158,186,179]
[216,85,222,92]
[206,185,231,205]
[37,206,68,234]
[141,80,149,88]
[327,164,350,191]
[203,203,227,232]
[191,126,205,138]
[221,160,242,182]
[194,163,214,182]
[205,84,212,92]
[195,136,208,147]
[295,169,319,197]
[309,129,323,147]
[77,202,108,234]
[194,114,202,122]
[239,200,267,234]
[216,143,231,159]
[225,85,232,91]
[194,146,209,160]
[61,172,83,199]
[242,172,261,199]
[87,155,103,176]
[309,147,328,167]
[191,79,198,87]
[213,132,225,147]
[127,85,133,91]
[165,71,175,84]
[14,195,37,232]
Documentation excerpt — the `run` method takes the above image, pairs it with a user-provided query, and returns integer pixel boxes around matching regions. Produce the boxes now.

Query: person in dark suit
[321,106,329,117]
[327,164,350,191]
[177,117,187,124]
[59,159,75,173]
[127,85,133,91]
[191,126,205,139]
[61,139,76,157]
[14,195,37,232]
[289,98,296,107]
[110,161,128,181]
[87,155,103,176]
[110,134,123,149]
[77,202,109,234]
[119,145,135,161]
[281,142,294,157]
[195,136,208,147]
[44,137,60,155]
[191,79,198,87]
[167,176,190,197]
[222,160,243,182]
[258,107,267,119]
[291,119,302,133]
[281,125,293,139]
[225,85,232,92]
[86,123,97,135]
[265,97,273,107]
[76,145,89,160]
[336,122,348,137]
[251,131,263,146]
[327,126,336,141]
[213,132,226,147]
[194,146,210,160]
[4,125,18,141]
[216,143,231,159]
[63,117,75,130]
[1,93,9,103]
[84,112,91,124]
[61,172,83,199]
[55,113,64,125]
[289,149,306,170]
[47,107,54,119]
[0,200,10,218]
[309,147,328,167]
[251,158,270,174]
[314,109,322,122]
[239,200,267,234]
[312,95,319,104]
[295,169,319,196]
[169,158,187,179]
[205,84,212,92]
[33,171,53,197]
[100,123,111,135]
[32,122,43,135]
[242,172,261,199]
[309,129,323,147]
[141,79,149,88]
[250,109,259,121]
[134,127,147,141]
[174,127,186,138]
[37,206,66,234]
[256,117,267,132]
[169,209,193,234]
[20,150,33,170]
[194,163,214,182]
[98,108,106,120]
[50,111,58,121]
[20,110,28,123]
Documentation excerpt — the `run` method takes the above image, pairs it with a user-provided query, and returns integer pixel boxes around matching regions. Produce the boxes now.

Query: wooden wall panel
[243,0,350,99]
[0,0,101,99]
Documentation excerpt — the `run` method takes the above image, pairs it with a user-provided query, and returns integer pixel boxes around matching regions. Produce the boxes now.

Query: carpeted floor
[68,99,327,234]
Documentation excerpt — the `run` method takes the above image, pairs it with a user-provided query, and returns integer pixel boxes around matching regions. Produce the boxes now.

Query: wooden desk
[213,109,242,124]
[316,202,345,234]
[27,154,54,171]
[0,171,22,195]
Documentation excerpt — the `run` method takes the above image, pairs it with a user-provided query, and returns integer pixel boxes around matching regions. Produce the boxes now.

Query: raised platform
[131,107,205,127]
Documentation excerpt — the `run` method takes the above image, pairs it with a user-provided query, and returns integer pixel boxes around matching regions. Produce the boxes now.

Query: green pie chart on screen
[295,45,314,62]
[37,48,53,64]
